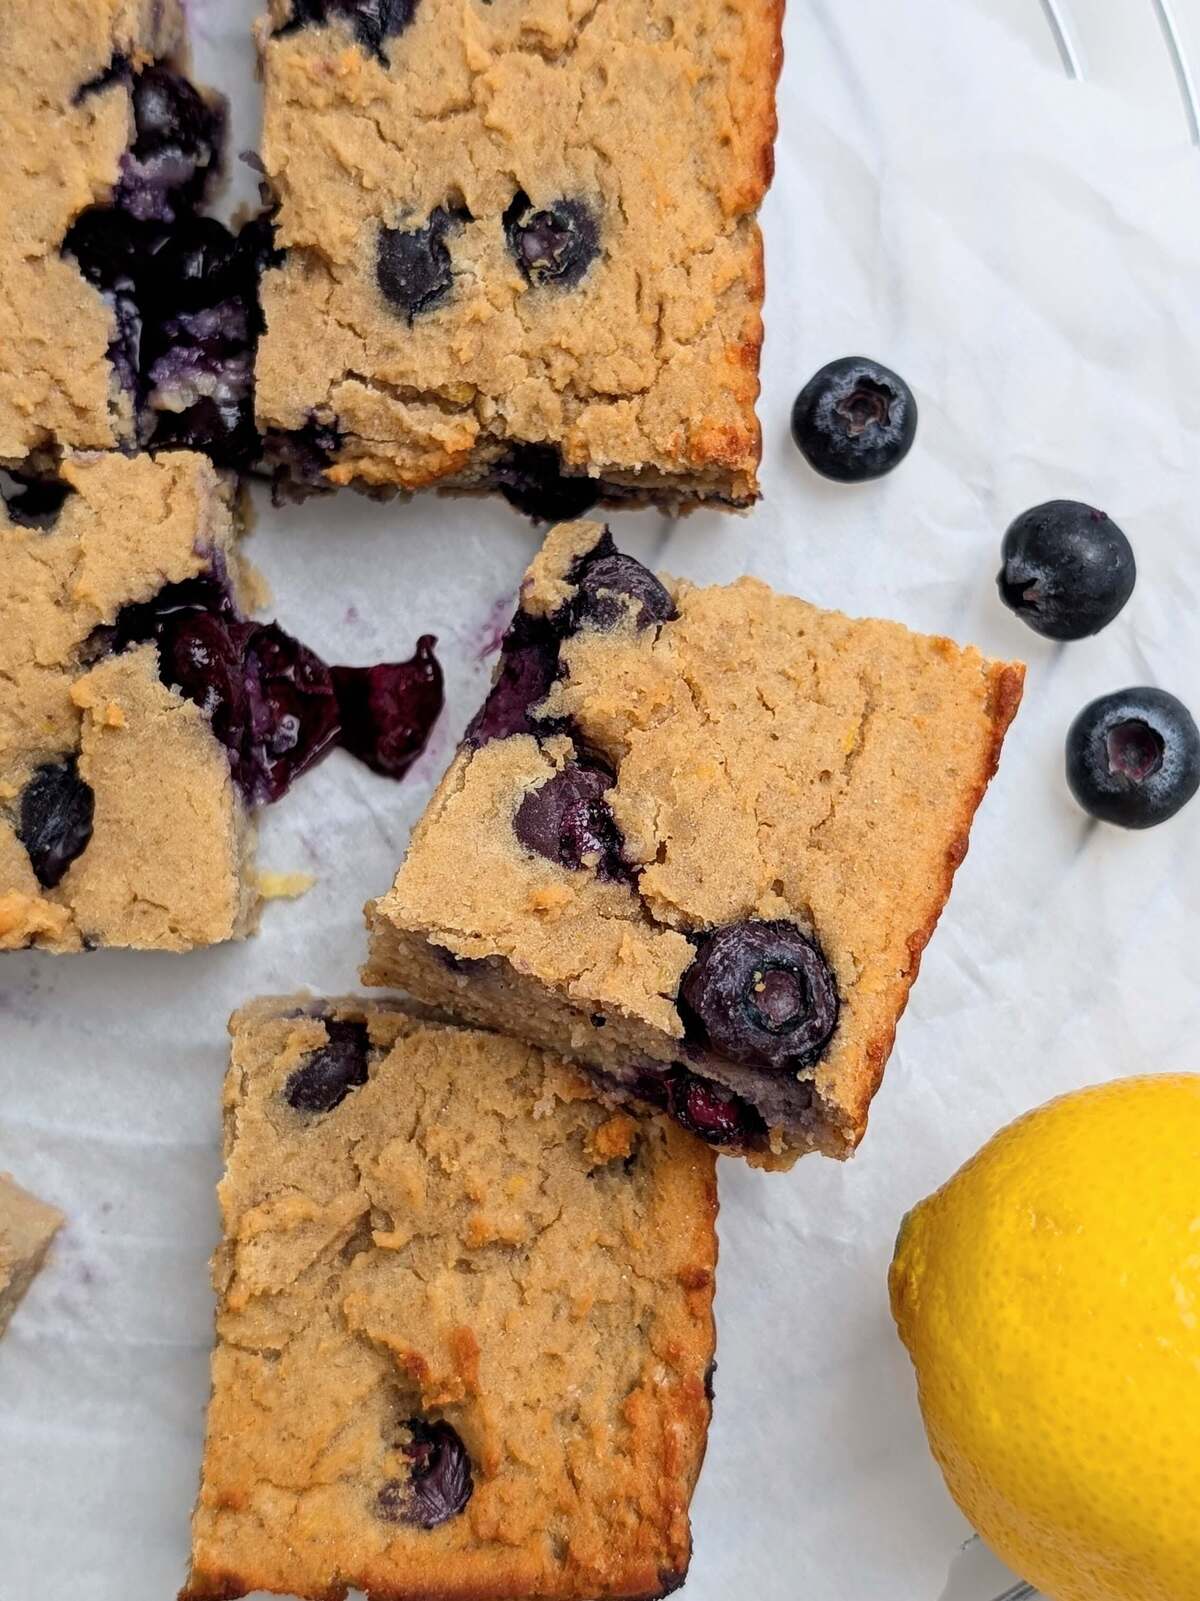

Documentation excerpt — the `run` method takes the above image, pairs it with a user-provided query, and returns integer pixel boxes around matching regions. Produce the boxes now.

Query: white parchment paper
[3,3,1199,1597]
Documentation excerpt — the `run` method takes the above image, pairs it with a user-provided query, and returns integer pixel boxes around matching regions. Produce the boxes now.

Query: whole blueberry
[569,545,676,633]
[17,759,95,888]
[491,444,600,523]
[1066,687,1199,829]
[679,920,840,1072]
[376,207,468,321]
[513,757,626,877]
[790,357,917,482]
[998,501,1135,641]
[377,1419,473,1529]
[332,636,444,780]
[503,192,599,288]
[284,1019,371,1112]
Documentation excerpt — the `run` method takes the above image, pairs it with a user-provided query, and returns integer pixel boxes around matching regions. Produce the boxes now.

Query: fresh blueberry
[679,920,840,1072]
[1065,687,1200,829]
[1,472,73,530]
[491,443,600,523]
[376,207,468,321]
[668,1068,767,1147]
[513,757,626,877]
[503,192,599,287]
[465,611,564,747]
[569,533,676,632]
[17,759,95,889]
[791,357,917,483]
[332,636,444,780]
[998,501,1136,641]
[377,1419,473,1529]
[284,0,419,60]
[284,1019,371,1112]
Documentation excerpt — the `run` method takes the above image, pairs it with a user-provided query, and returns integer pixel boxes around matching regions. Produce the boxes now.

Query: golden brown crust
[366,523,1025,1168]
[255,0,781,506]
[183,997,716,1601]
[833,658,1027,1150]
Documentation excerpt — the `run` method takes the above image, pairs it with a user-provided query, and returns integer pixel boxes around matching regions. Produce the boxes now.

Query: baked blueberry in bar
[0,1173,64,1338]
[182,997,716,1601]
[0,0,271,470]
[365,522,1026,1168]
[253,0,782,510]
[0,452,442,952]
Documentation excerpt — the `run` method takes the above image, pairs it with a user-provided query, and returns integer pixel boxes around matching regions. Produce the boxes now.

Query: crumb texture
[183,999,716,1601]
[0,1172,64,1336]
[367,522,1025,1164]
[0,451,257,952]
[256,0,781,502]
[0,0,183,461]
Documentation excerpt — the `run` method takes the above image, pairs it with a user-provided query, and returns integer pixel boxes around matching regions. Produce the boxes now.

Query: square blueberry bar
[254,0,782,509]
[182,997,717,1601]
[365,522,1025,1167]
[1,448,444,952]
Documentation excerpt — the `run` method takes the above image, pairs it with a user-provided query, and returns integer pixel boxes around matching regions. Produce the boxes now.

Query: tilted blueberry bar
[365,522,1025,1167]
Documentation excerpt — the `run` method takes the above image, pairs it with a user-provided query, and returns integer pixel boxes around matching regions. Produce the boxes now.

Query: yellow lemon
[889,1075,1200,1601]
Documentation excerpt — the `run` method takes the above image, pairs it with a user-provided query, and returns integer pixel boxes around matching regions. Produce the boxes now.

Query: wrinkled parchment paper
[3,2,1199,1596]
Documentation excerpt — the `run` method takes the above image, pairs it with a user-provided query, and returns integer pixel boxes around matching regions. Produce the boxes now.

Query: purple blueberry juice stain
[93,565,443,813]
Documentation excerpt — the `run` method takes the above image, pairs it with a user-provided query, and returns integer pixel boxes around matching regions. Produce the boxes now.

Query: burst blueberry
[377,207,469,321]
[513,757,627,878]
[332,637,444,780]
[17,760,95,888]
[377,1419,473,1529]
[284,1020,371,1112]
[504,192,599,287]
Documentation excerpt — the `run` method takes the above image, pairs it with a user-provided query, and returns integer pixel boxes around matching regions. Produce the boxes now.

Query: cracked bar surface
[182,996,716,1601]
[365,521,1026,1168]
[254,0,781,508]
[0,1173,64,1337]
[0,451,259,952]
[0,0,183,462]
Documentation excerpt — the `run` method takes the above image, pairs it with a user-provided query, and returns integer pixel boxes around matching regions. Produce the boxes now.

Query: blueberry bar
[0,1173,64,1337]
[0,451,442,952]
[182,997,716,1601]
[1,0,270,472]
[254,0,782,510]
[365,522,1025,1167]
